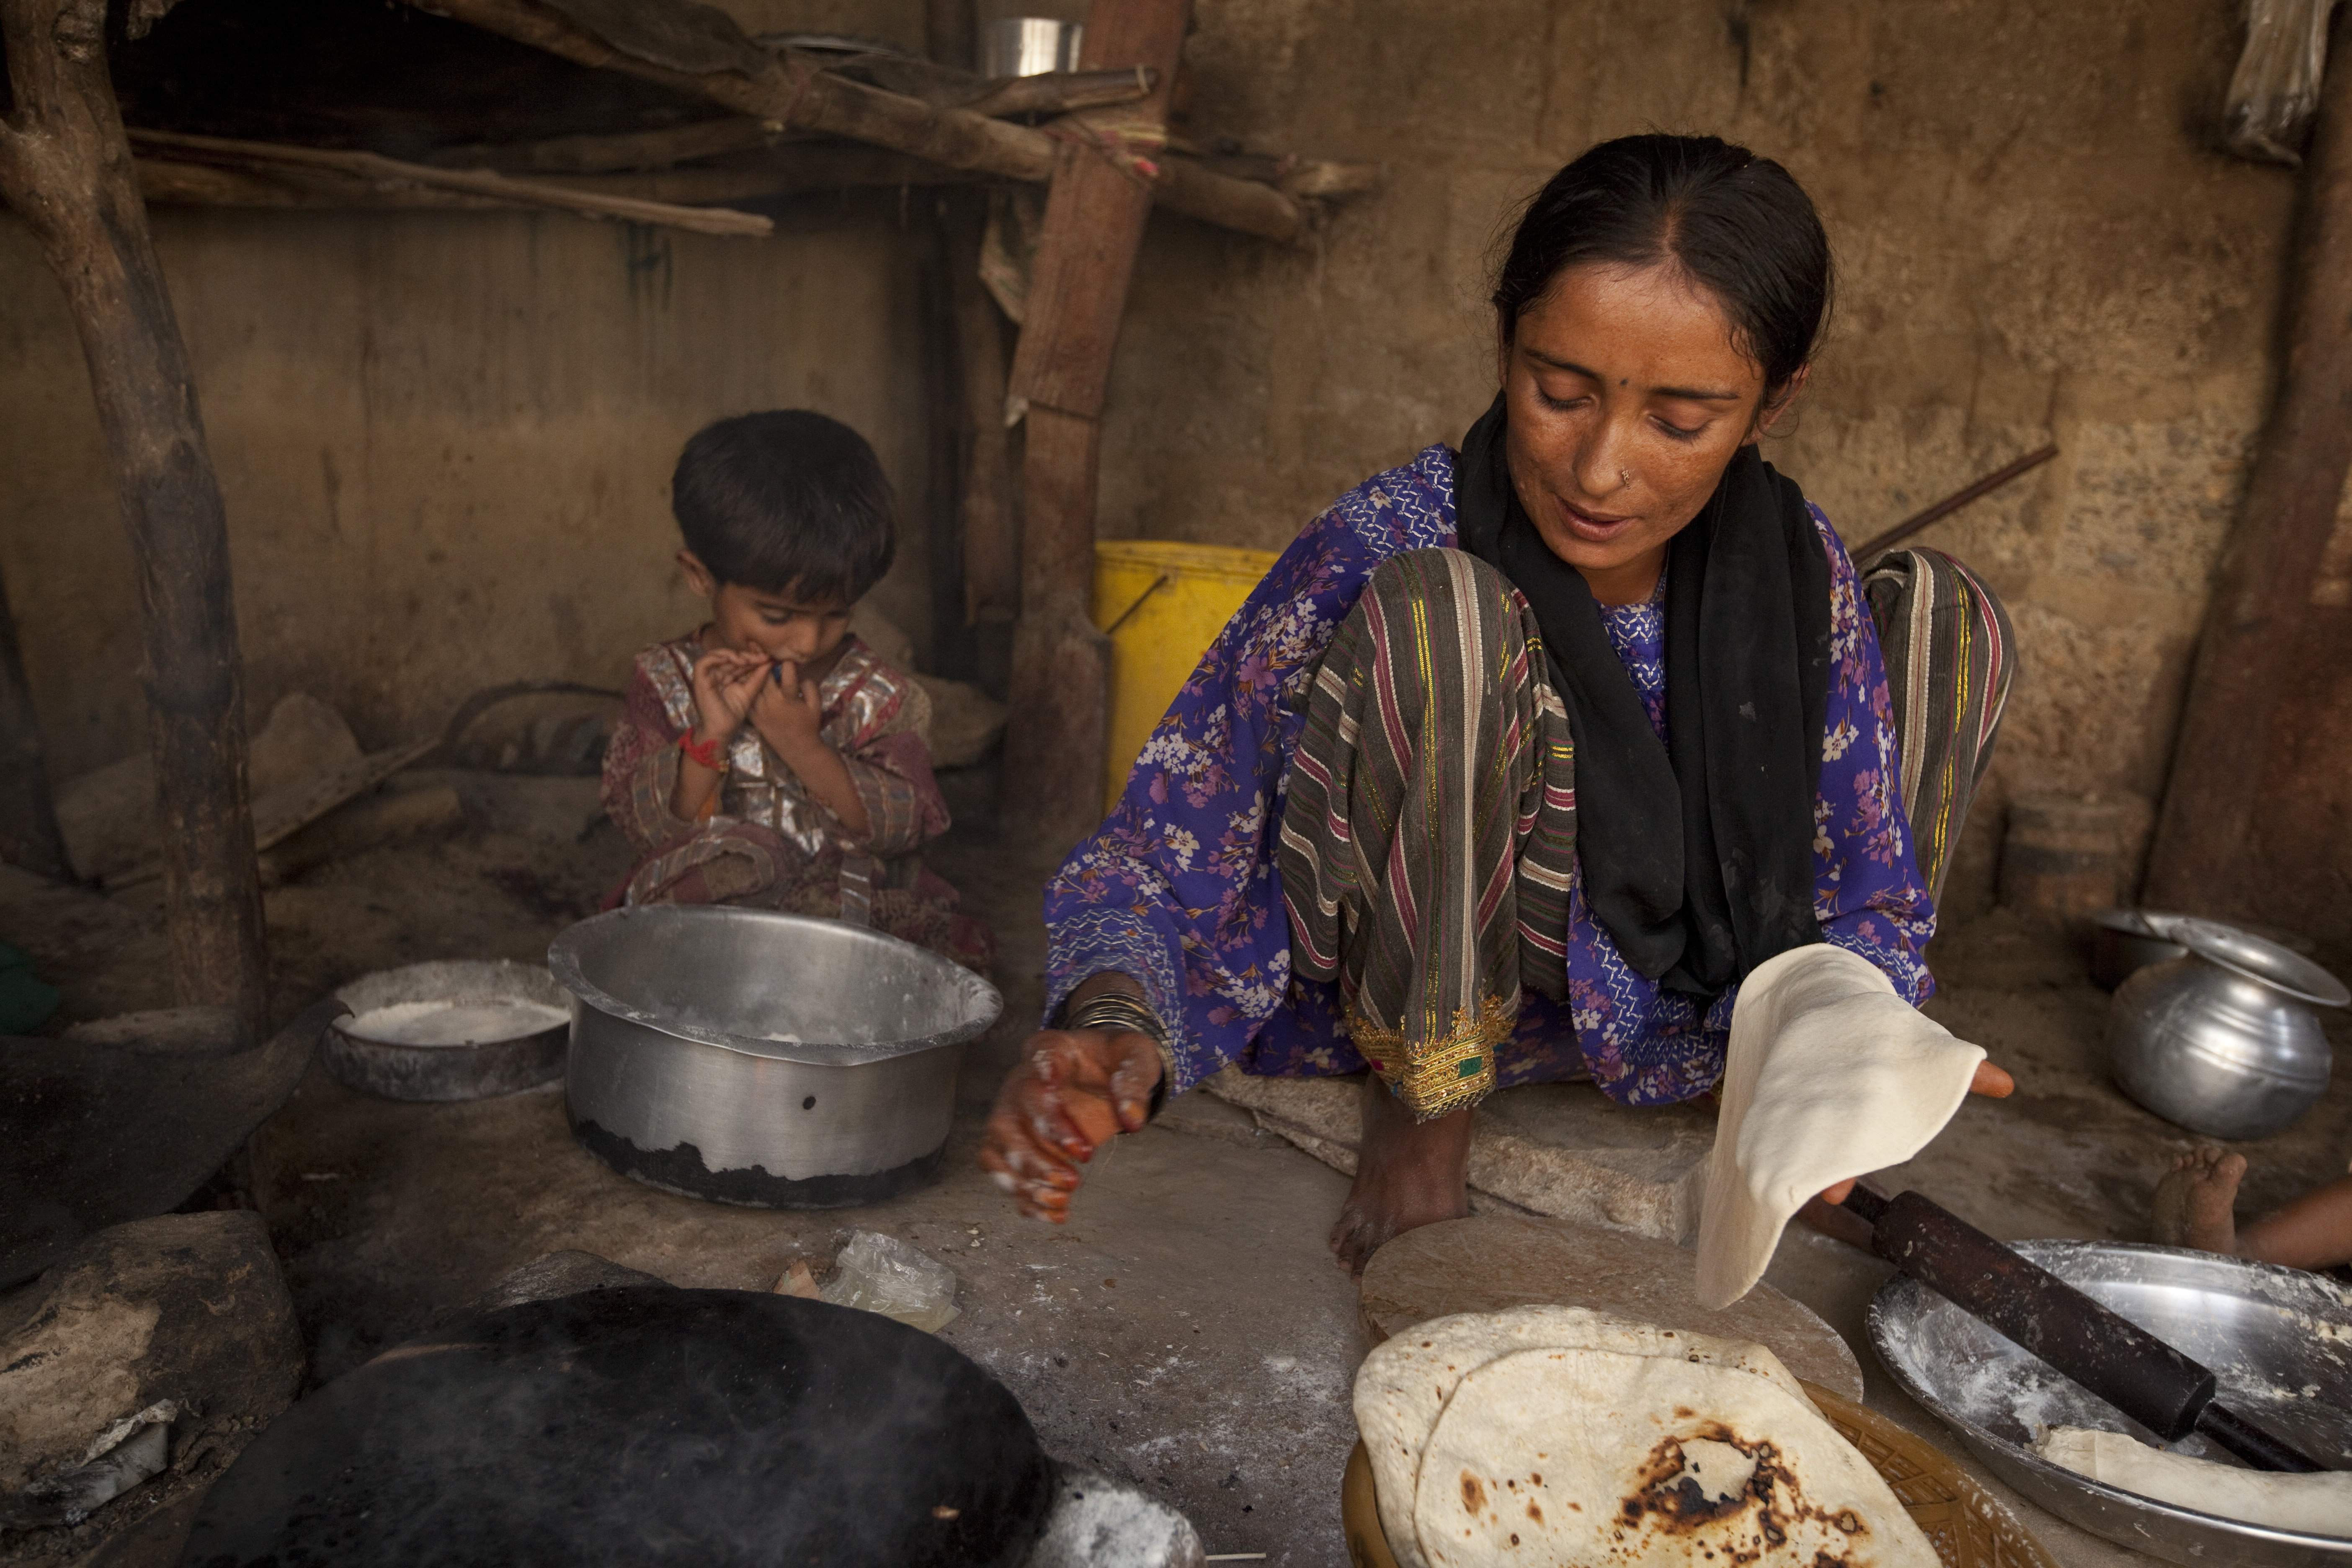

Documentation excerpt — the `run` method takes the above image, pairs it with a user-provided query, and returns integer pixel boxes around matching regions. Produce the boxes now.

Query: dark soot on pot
[569,1116,947,1208]
[179,1288,1052,1568]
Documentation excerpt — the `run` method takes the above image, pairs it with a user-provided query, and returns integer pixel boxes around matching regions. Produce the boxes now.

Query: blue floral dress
[1043,445,1934,1108]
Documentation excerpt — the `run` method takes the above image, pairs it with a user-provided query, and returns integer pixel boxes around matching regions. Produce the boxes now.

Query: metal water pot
[2108,918,2347,1140]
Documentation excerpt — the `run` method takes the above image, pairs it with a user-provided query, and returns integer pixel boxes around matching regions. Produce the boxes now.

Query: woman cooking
[980,134,2017,1274]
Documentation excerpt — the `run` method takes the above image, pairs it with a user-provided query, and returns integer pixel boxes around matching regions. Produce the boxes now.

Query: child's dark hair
[671,410,895,601]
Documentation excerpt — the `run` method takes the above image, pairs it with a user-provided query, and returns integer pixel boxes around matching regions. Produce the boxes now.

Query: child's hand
[689,647,773,746]
[748,660,825,755]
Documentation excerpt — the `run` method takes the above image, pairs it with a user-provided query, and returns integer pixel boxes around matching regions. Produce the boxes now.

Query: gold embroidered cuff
[1343,992,1515,1120]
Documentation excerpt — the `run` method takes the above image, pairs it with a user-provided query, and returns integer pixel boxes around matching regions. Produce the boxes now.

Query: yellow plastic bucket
[1092,540,1281,812]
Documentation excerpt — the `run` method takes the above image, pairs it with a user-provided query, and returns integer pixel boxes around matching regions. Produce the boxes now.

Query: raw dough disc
[2037,1426,2352,1538]
[1698,945,1984,1310]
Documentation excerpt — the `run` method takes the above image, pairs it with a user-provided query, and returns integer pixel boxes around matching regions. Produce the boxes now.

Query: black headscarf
[1457,393,1831,997]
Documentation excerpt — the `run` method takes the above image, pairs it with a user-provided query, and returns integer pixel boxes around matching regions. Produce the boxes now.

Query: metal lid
[2173,918,2350,1008]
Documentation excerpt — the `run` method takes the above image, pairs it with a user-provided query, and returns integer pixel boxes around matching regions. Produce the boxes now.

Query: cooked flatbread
[2037,1426,2352,1537]
[1352,1306,1808,1568]
[1416,1346,1939,1566]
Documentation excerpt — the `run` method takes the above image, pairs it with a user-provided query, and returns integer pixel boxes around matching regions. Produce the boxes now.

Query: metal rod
[1853,444,2060,561]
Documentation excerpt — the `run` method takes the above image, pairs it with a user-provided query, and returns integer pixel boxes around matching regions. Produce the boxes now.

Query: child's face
[679,551,853,672]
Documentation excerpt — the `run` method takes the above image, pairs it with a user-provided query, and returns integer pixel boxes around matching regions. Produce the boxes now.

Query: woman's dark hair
[671,410,895,601]
[1492,134,1832,397]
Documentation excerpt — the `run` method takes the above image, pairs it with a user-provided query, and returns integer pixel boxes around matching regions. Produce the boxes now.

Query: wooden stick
[401,0,1329,243]
[2146,6,2352,909]
[137,150,983,212]
[0,0,268,1028]
[953,216,1020,627]
[1001,0,1190,840]
[0,552,70,879]
[431,117,793,175]
[1851,444,2059,560]
[959,70,1154,120]
[127,128,774,236]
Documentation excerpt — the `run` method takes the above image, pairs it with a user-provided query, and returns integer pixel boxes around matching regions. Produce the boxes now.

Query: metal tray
[1869,1238,2352,1566]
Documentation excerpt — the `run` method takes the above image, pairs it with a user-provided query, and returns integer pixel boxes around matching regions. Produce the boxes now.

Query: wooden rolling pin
[1840,1186,2325,1473]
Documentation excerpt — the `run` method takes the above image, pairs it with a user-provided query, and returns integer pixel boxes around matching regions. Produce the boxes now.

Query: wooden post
[0,0,268,1029]
[919,197,977,683]
[1000,0,1191,845]
[0,554,70,879]
[954,213,1020,670]
[2145,12,2352,910]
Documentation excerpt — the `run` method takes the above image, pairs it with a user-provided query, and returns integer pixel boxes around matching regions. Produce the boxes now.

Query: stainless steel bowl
[548,907,1001,1208]
[2108,918,2349,1140]
[1870,1239,2352,1567]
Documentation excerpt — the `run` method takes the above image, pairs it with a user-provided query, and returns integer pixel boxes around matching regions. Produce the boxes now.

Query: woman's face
[1498,260,1792,605]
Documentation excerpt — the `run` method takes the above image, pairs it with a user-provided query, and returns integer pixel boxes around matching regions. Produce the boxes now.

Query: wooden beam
[0,552,70,879]
[402,0,1331,243]
[0,0,267,1028]
[2146,10,2352,910]
[1000,0,1190,843]
[128,129,774,237]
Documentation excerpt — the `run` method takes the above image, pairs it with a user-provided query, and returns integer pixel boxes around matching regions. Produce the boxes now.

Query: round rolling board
[1356,1212,1864,1399]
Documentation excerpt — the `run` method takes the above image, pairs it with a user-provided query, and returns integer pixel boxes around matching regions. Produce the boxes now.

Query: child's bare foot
[1329,1076,1472,1278]
[2152,1146,2246,1255]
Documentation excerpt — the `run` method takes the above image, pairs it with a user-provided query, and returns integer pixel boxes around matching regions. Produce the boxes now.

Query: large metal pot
[549,906,1001,1208]
[2108,918,2348,1140]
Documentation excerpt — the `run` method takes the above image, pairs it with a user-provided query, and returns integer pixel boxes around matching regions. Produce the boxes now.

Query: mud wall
[1103,0,2306,923]
[0,0,2326,935]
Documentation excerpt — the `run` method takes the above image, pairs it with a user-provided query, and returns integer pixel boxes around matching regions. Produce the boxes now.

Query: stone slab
[1196,1067,1718,1243]
[1356,1211,1865,1402]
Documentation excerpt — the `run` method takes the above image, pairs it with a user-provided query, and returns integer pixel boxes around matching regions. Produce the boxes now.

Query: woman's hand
[979,1023,1163,1222]
[1816,1058,2014,1207]
[689,647,773,745]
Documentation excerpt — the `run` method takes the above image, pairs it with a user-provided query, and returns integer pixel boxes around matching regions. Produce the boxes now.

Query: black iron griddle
[179,1287,1052,1568]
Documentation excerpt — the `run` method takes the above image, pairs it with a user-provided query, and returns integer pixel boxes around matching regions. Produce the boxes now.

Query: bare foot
[1329,1075,1473,1277]
[2151,1146,2246,1255]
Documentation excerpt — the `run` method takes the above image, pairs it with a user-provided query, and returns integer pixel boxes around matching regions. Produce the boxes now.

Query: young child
[601,410,991,972]
[2153,1146,2352,1273]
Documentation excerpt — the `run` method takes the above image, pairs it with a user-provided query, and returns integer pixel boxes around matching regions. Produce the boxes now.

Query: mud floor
[5,763,2348,1566]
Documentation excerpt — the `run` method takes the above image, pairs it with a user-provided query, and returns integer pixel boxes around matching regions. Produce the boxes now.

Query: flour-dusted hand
[687,645,774,745]
[978,1023,1161,1222]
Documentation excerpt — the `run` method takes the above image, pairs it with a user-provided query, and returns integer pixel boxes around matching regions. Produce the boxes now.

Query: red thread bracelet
[679,732,725,771]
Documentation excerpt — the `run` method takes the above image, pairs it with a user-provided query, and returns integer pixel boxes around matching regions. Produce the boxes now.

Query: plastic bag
[2225,0,2342,164]
[818,1230,961,1333]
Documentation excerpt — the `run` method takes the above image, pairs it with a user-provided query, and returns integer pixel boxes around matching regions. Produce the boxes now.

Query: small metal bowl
[1869,1238,2352,1567]
[327,959,570,1101]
